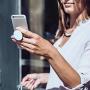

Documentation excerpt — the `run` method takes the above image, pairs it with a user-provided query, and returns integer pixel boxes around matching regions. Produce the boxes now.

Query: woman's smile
[64,3,74,8]
[61,0,85,15]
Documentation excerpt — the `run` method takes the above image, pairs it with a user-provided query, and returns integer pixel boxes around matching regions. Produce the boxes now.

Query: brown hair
[55,0,90,39]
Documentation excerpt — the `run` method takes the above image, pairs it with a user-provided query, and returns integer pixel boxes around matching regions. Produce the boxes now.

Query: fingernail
[11,35,14,38]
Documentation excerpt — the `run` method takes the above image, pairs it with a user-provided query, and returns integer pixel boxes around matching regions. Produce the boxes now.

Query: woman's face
[60,0,86,15]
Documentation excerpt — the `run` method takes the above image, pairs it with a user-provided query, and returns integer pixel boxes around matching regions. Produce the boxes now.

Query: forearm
[48,48,81,88]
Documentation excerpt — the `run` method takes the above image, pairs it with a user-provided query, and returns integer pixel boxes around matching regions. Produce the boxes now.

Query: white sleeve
[65,41,90,90]
[77,41,90,84]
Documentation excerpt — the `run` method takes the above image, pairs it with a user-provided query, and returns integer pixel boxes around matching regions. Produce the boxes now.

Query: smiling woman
[11,0,90,90]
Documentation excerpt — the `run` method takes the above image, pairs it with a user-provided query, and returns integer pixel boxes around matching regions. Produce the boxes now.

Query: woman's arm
[11,27,80,88]
[48,48,81,88]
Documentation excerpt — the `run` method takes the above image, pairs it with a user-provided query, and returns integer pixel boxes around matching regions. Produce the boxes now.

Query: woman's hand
[21,73,48,90]
[12,27,55,58]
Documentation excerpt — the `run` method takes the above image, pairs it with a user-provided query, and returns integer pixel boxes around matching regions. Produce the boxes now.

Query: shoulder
[79,19,90,32]
[77,19,90,40]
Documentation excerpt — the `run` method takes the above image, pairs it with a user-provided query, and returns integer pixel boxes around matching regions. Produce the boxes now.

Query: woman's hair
[55,0,90,38]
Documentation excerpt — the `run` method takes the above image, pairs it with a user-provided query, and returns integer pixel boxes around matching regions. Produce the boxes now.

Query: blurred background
[0,0,58,90]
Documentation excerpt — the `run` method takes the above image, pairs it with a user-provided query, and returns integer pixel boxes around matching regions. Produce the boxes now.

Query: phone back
[11,15,28,30]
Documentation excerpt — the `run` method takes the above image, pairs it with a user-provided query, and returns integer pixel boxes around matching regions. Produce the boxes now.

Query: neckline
[57,26,78,49]
[63,32,72,37]
[56,18,90,49]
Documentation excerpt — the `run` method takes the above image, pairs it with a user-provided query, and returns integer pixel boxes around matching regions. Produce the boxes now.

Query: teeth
[65,3,73,4]
[64,3,74,4]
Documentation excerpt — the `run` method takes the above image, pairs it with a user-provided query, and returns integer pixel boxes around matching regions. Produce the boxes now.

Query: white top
[46,19,90,90]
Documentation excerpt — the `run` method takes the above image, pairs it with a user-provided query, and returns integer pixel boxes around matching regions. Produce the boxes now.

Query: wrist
[48,47,59,60]
[38,73,49,84]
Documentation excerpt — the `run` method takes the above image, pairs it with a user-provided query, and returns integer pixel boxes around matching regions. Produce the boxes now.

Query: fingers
[26,80,35,90]
[33,79,41,89]
[20,44,35,53]
[21,74,41,90]
[22,37,37,45]
[19,43,43,55]
[21,79,40,90]
[21,74,38,85]
[20,42,37,50]
[21,79,35,90]
[21,74,35,90]
[24,79,35,90]
[11,35,38,46]
[11,35,38,52]
[16,27,40,39]
[21,74,32,84]
[11,30,39,45]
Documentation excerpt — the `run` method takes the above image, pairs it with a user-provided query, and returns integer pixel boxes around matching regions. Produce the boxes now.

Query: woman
[12,0,90,89]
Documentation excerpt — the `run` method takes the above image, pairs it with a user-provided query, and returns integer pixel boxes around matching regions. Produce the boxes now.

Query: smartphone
[11,15,29,41]
[11,14,28,31]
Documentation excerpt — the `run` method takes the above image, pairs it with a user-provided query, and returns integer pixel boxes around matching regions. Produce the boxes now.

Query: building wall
[0,0,20,90]
[0,0,59,90]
